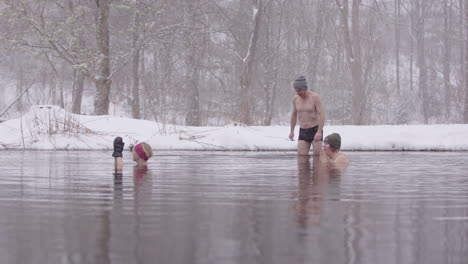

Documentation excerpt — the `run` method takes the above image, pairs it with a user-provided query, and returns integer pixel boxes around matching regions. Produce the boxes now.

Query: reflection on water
[294,156,342,228]
[0,151,468,264]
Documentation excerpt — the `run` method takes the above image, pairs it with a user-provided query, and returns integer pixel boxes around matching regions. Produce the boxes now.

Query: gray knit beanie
[293,76,308,90]
[324,133,341,150]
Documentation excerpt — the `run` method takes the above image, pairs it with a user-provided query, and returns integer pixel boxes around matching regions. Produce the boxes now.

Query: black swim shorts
[298,126,322,142]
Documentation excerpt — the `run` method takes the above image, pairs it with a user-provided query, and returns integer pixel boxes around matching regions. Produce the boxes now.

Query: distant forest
[0,0,467,126]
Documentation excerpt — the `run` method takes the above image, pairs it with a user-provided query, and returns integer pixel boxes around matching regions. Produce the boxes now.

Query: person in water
[319,133,349,169]
[112,137,153,175]
[112,137,153,212]
[288,76,325,156]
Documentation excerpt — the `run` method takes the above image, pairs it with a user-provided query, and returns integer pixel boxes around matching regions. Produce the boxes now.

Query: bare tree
[131,0,141,119]
[71,66,86,114]
[395,0,401,94]
[460,0,466,121]
[183,0,202,126]
[1,0,466,125]
[306,0,327,92]
[261,0,284,125]
[239,0,262,125]
[464,0,468,123]
[3,0,113,115]
[407,0,430,123]
[15,62,25,112]
[93,0,111,115]
[65,0,87,114]
[443,0,453,121]
[336,0,365,125]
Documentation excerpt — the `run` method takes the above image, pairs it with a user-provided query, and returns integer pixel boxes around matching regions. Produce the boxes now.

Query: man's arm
[289,98,297,141]
[115,157,123,174]
[314,95,325,141]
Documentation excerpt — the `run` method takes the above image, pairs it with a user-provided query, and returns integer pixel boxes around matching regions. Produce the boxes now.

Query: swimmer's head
[324,133,341,151]
[133,142,153,162]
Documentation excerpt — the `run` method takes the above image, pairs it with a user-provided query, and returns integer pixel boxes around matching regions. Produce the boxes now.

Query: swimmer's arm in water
[114,157,123,174]
[112,137,125,174]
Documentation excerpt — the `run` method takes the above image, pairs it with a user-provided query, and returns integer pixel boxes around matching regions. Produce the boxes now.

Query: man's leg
[311,140,322,156]
[297,140,312,155]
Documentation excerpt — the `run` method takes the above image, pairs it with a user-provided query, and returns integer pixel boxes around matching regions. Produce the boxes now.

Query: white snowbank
[0,105,467,151]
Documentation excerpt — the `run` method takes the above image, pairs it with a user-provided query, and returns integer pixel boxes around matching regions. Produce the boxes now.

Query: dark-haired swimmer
[288,76,325,156]
[319,133,349,169]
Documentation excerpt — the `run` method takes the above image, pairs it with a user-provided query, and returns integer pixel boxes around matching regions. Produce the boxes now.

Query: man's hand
[112,137,125,157]
[313,131,322,142]
[289,132,295,141]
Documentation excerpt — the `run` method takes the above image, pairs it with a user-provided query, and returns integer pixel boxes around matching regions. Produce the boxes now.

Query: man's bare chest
[295,99,316,113]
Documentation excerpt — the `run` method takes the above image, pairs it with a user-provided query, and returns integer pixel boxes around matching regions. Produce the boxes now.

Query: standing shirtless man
[289,76,325,156]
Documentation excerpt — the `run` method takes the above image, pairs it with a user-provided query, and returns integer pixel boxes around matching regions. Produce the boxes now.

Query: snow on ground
[0,105,467,151]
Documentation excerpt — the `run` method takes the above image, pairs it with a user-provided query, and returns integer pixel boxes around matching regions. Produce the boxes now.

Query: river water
[0,151,467,264]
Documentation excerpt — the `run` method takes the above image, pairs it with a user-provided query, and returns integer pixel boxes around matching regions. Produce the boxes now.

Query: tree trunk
[153,50,161,122]
[263,1,282,125]
[336,0,365,125]
[58,77,65,109]
[395,0,401,94]
[413,0,429,123]
[49,78,56,105]
[443,0,452,121]
[93,0,111,115]
[460,0,465,119]
[141,48,148,120]
[184,37,201,126]
[71,69,85,114]
[185,56,201,126]
[16,65,24,112]
[184,0,201,126]
[159,43,173,125]
[417,34,429,124]
[464,0,468,123]
[240,0,262,125]
[351,0,365,125]
[410,37,414,92]
[306,0,325,93]
[131,1,141,119]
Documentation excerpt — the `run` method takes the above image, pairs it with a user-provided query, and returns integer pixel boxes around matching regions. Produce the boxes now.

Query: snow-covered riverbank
[0,105,467,151]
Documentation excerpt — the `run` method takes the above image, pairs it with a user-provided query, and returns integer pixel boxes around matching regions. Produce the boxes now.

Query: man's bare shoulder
[292,95,300,102]
[308,91,321,98]
[335,154,350,166]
